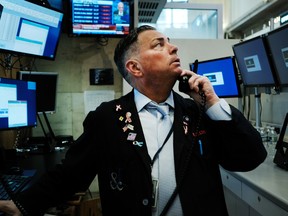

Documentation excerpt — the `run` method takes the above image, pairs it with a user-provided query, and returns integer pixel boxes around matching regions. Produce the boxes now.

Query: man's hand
[0,200,22,216]
[179,70,220,109]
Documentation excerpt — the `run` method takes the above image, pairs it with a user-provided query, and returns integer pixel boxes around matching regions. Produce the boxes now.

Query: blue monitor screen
[232,36,277,87]
[266,24,288,86]
[0,77,37,131]
[189,56,242,98]
[0,0,63,60]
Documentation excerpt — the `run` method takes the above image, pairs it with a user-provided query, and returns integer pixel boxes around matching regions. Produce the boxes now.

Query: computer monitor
[265,24,288,86]
[0,0,63,60]
[232,36,278,87]
[68,0,135,37]
[17,71,58,114]
[189,56,242,98]
[0,77,37,131]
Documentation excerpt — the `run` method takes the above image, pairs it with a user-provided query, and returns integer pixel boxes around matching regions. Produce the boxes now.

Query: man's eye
[155,42,163,47]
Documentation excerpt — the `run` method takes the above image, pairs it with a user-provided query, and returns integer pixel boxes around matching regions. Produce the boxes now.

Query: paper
[84,90,115,115]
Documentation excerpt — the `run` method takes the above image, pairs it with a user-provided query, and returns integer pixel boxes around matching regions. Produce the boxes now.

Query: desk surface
[17,148,67,185]
[226,157,288,211]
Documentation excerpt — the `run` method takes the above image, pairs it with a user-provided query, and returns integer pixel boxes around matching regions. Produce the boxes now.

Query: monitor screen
[69,0,135,37]
[17,71,58,113]
[0,0,63,60]
[265,24,288,86]
[0,77,37,131]
[189,56,242,98]
[232,36,278,87]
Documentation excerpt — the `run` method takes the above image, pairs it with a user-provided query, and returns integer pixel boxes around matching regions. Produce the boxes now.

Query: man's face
[136,30,182,81]
[118,3,124,12]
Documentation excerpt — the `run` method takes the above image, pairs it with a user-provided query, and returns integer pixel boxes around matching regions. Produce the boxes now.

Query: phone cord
[0,175,29,216]
[159,92,206,216]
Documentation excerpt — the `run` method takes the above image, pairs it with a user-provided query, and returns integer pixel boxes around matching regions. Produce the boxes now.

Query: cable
[96,37,109,46]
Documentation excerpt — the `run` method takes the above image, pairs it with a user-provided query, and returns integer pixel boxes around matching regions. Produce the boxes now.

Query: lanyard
[151,123,174,166]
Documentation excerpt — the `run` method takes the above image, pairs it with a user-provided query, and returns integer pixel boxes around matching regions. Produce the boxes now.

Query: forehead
[138,30,168,44]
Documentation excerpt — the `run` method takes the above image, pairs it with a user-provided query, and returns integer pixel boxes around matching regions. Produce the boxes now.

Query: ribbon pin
[133,141,143,147]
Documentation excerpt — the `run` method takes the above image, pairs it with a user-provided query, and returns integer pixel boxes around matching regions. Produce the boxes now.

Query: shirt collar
[134,89,175,113]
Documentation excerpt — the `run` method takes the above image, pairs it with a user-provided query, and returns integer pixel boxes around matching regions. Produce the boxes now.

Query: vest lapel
[172,93,195,180]
[114,92,151,174]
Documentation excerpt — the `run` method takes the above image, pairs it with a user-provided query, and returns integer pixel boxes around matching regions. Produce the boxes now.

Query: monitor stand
[22,112,73,154]
[273,112,288,170]
[34,112,57,153]
[254,87,262,128]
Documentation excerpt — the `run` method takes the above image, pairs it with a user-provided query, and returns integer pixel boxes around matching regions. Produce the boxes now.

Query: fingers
[0,200,22,216]
[189,74,206,93]
[180,69,197,77]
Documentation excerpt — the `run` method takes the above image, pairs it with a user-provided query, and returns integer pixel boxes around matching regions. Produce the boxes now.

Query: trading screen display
[0,0,63,60]
[70,0,133,36]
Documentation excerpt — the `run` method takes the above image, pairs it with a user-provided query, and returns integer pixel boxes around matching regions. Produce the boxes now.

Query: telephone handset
[178,59,206,105]
[178,58,206,129]
[178,59,199,92]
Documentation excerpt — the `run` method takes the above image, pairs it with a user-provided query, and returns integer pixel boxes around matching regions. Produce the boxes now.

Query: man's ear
[126,60,142,77]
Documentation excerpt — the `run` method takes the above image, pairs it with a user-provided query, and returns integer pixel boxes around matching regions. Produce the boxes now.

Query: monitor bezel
[232,35,279,87]
[265,24,288,86]
[17,71,58,114]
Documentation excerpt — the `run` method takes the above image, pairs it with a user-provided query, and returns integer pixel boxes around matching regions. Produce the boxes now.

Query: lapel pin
[122,126,128,132]
[183,123,188,135]
[125,112,132,123]
[133,141,143,147]
[127,132,137,141]
[116,104,122,111]
[183,116,190,135]
[126,124,134,131]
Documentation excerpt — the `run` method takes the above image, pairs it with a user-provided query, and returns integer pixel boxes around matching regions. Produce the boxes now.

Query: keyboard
[0,174,32,200]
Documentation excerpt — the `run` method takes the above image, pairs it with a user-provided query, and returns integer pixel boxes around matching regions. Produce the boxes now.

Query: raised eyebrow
[154,37,170,43]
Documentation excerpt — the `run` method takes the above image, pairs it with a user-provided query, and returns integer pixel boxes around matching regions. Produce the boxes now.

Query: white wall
[229,0,264,24]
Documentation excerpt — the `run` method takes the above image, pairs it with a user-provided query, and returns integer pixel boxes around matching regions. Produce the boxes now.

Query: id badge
[152,178,159,209]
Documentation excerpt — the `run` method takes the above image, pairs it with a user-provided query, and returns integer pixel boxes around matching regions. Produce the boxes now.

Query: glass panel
[167,0,188,2]
[138,3,222,39]
[156,8,218,39]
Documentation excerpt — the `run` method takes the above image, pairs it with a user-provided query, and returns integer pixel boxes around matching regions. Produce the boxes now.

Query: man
[0,25,266,215]
[113,1,128,24]
[114,1,125,16]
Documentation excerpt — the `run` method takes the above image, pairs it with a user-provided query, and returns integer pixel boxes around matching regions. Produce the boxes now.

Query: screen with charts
[265,24,288,86]
[0,77,37,131]
[189,56,242,98]
[0,0,63,60]
[69,0,134,37]
[232,36,278,87]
